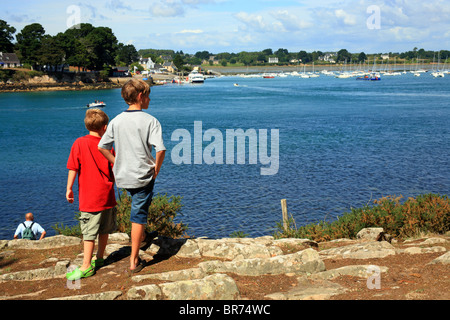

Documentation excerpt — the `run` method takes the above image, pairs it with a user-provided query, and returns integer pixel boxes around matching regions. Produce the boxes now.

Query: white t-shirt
[98,110,166,189]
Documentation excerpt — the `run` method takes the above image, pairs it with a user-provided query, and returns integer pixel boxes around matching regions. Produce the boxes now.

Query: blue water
[0,74,449,239]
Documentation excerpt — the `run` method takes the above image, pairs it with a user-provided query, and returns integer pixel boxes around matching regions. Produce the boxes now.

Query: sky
[2,0,450,54]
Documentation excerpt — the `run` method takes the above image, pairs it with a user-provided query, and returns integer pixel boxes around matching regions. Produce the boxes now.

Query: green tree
[0,20,16,52]
[16,23,46,68]
[173,54,185,70]
[84,26,118,70]
[37,35,65,69]
[337,49,352,63]
[195,50,210,61]
[115,43,139,66]
[358,52,367,62]
[297,50,310,63]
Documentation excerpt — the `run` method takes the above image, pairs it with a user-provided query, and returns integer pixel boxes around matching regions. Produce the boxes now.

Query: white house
[268,57,279,64]
[0,52,21,68]
[140,57,155,70]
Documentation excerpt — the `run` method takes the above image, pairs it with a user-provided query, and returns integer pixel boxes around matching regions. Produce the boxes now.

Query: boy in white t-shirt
[98,79,166,273]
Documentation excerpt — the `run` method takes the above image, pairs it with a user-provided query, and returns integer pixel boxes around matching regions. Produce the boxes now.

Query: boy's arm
[154,150,165,179]
[98,147,116,165]
[66,170,77,203]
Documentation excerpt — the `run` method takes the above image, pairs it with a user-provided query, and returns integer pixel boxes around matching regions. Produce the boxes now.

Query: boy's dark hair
[121,79,151,105]
[84,108,109,132]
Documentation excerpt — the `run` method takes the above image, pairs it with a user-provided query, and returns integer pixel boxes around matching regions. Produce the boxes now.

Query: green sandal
[66,265,95,280]
[91,258,105,269]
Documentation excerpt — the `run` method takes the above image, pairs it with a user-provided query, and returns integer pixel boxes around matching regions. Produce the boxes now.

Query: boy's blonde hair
[84,108,109,132]
[121,79,151,105]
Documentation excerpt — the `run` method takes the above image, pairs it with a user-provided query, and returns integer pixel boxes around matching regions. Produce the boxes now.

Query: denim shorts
[127,180,155,225]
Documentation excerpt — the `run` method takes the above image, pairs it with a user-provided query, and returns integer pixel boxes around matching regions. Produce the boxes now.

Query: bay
[0,73,449,239]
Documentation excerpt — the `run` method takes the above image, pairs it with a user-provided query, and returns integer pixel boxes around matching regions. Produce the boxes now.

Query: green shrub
[274,194,450,242]
[52,212,82,237]
[114,189,188,238]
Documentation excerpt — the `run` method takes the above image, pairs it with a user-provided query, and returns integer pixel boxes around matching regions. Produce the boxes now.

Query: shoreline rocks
[1,227,449,300]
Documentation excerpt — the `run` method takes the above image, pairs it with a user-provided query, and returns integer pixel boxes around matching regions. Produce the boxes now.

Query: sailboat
[431,52,445,78]
[299,64,310,78]
[356,57,381,81]
[309,62,320,77]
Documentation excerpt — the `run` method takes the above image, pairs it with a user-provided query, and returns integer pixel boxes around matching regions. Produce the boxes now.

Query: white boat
[431,71,445,78]
[87,101,106,108]
[188,70,205,83]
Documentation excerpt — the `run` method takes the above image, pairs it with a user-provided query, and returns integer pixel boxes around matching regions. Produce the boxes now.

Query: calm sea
[0,73,449,239]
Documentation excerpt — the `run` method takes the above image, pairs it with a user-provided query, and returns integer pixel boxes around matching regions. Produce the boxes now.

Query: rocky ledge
[0,228,449,300]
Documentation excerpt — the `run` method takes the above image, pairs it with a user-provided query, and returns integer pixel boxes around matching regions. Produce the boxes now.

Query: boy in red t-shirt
[65,108,117,280]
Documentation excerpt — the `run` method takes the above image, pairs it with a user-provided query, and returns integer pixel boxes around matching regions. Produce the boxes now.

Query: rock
[356,227,384,241]
[422,237,448,245]
[402,246,446,255]
[311,265,389,280]
[428,251,450,265]
[127,284,162,300]
[265,277,346,300]
[198,238,282,260]
[49,291,123,300]
[108,233,130,242]
[147,236,284,260]
[132,267,206,283]
[128,274,240,300]
[198,248,325,276]
[7,235,81,249]
[1,260,70,281]
[271,238,319,248]
[159,274,240,300]
[148,237,201,258]
[320,241,396,259]
[0,240,8,250]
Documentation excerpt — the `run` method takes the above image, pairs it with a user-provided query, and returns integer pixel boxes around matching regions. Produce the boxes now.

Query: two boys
[66,79,165,279]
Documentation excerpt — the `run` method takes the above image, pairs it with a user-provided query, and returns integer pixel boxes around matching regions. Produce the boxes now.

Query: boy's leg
[79,211,102,271]
[130,222,145,269]
[96,208,117,260]
[127,180,155,271]
[81,240,95,271]
[96,234,109,259]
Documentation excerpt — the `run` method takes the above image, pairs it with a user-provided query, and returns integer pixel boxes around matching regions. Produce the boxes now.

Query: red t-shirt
[67,135,117,212]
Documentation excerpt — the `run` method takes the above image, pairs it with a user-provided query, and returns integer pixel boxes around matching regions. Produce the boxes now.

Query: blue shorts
[127,180,155,225]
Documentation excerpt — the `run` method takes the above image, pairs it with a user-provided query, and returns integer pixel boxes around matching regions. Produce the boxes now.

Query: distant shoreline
[0,63,443,93]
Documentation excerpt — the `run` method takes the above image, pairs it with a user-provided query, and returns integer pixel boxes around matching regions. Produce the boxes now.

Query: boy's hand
[66,189,74,203]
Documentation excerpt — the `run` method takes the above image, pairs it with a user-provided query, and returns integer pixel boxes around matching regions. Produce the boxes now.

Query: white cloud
[177,29,204,34]
[151,0,185,17]
[334,9,356,26]
[270,10,312,31]
[234,12,268,31]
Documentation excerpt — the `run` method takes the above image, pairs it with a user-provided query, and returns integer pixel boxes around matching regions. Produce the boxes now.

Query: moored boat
[87,101,106,108]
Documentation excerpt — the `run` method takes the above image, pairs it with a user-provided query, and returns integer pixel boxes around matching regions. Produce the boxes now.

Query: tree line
[0,20,139,72]
[1,19,448,74]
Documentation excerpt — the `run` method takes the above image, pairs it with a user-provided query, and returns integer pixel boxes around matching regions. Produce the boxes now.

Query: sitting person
[14,212,46,240]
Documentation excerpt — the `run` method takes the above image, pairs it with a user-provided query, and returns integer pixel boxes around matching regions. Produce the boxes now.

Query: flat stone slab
[127,273,240,300]
[198,248,325,276]
[319,241,396,259]
[265,278,346,300]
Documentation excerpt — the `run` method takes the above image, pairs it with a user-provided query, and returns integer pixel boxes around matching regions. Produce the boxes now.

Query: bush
[114,189,188,238]
[274,194,450,242]
[53,191,188,239]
